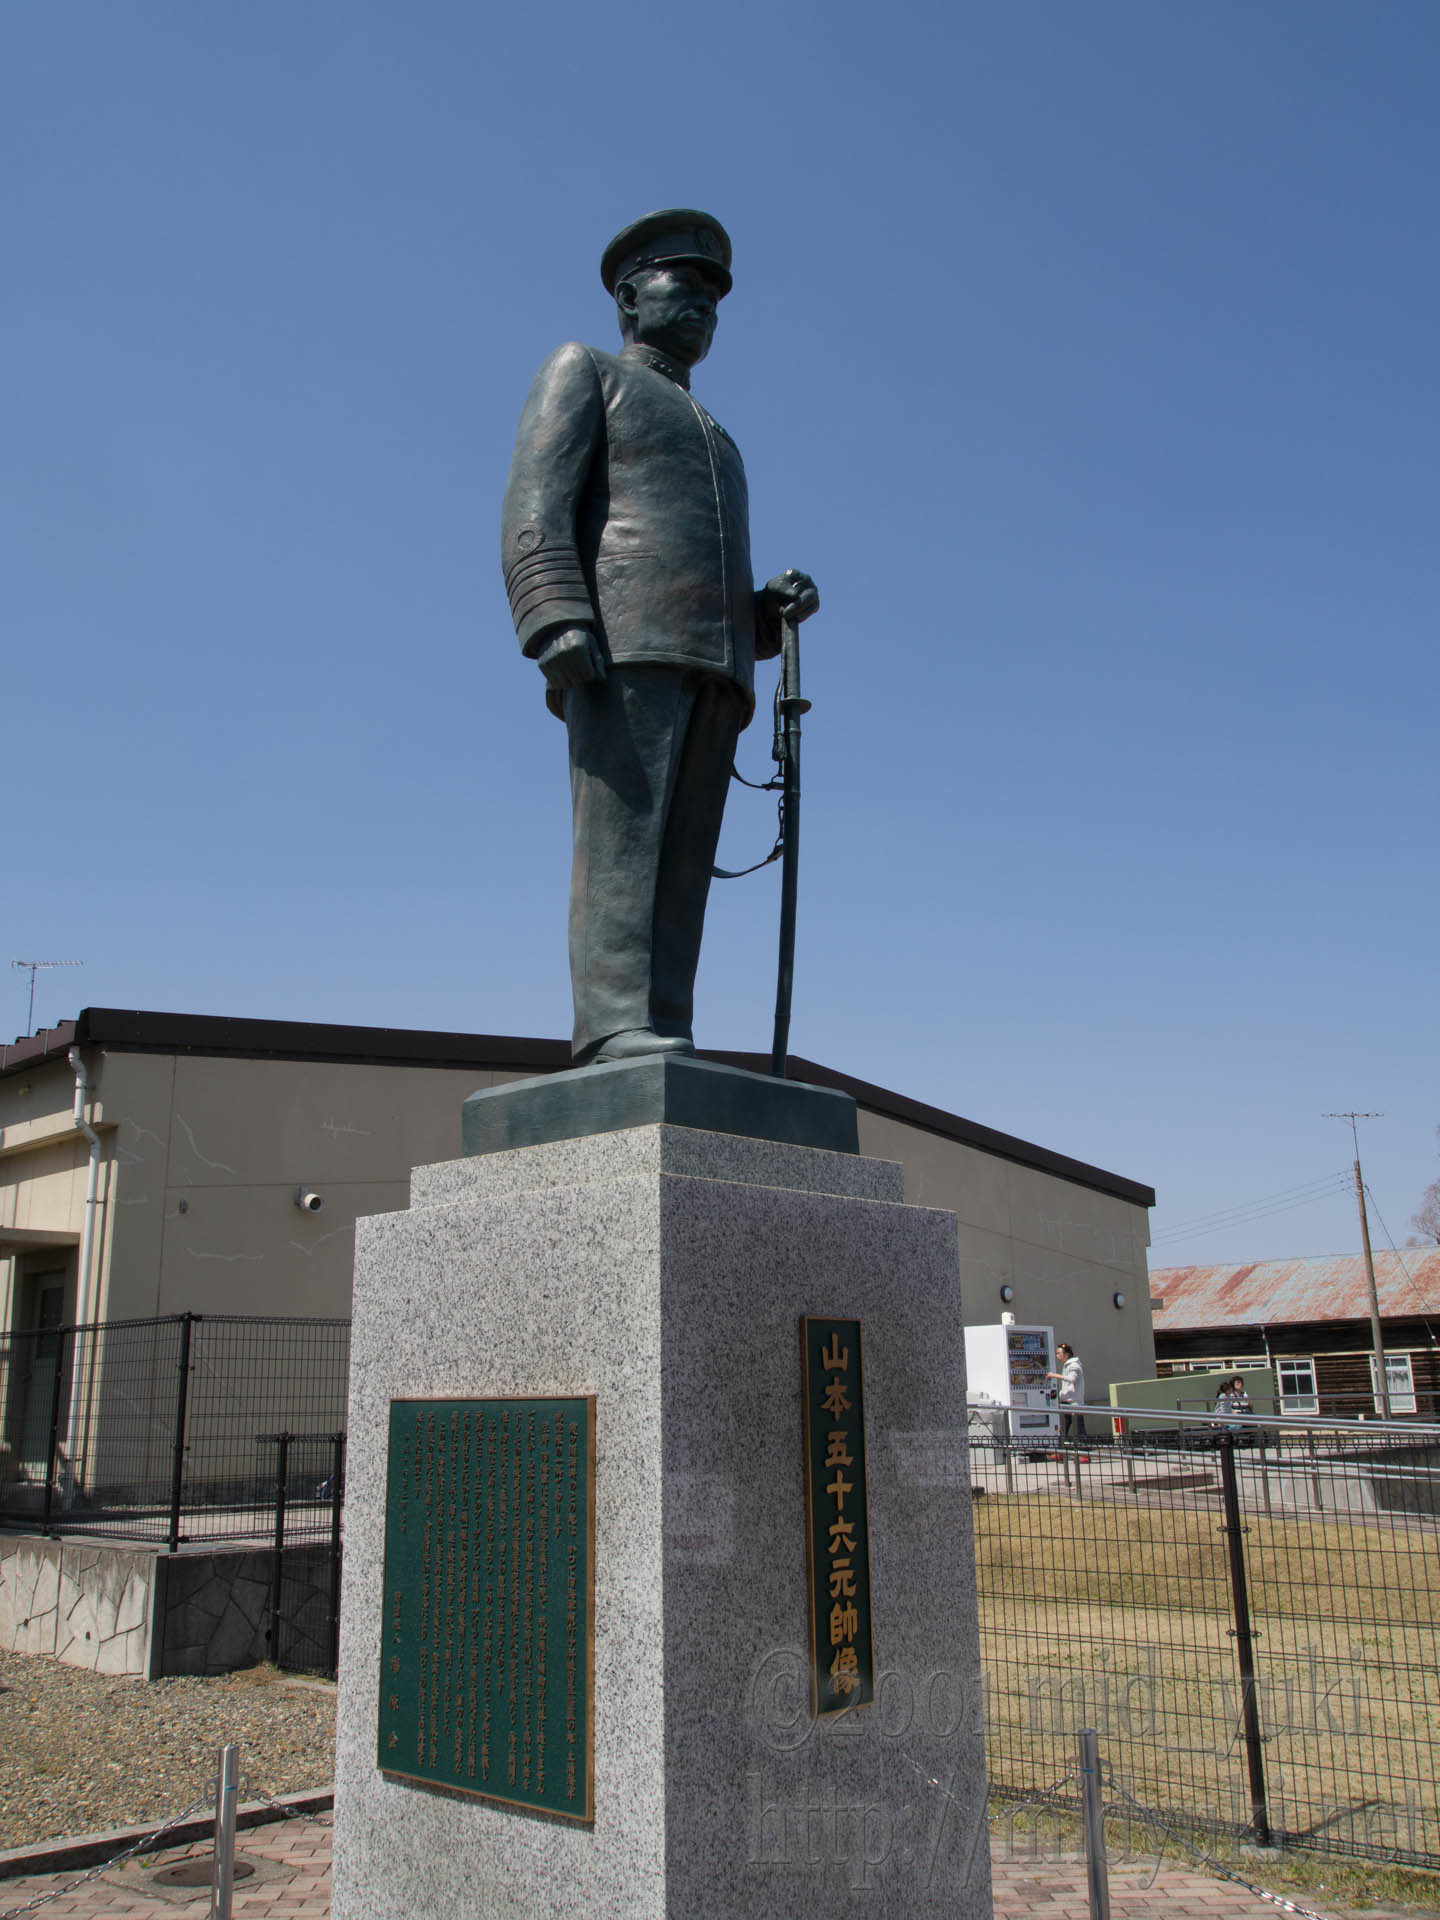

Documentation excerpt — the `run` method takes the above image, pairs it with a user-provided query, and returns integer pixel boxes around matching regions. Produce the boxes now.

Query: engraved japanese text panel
[801,1318,875,1715]
[378,1396,594,1822]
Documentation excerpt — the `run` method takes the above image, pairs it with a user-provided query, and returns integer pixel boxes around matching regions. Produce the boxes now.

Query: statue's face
[618,263,721,367]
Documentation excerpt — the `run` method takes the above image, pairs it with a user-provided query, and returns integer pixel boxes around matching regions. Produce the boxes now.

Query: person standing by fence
[1047,1341,1085,1444]
[1213,1374,1253,1440]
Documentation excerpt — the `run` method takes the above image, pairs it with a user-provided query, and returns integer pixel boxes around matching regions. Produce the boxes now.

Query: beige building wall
[3,1034,1154,1404]
[1,1055,100,1332]
[859,1111,1153,1404]
[101,1054,531,1324]
[1,1047,533,1332]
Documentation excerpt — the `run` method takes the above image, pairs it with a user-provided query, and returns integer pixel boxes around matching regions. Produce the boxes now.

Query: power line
[1150,1171,1351,1245]
[1156,1171,1349,1235]
[1362,1183,1440,1346]
[1151,1193,1352,1249]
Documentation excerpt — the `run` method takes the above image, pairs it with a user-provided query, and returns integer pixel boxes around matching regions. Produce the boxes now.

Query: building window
[1371,1352,1416,1416]
[1277,1358,1318,1415]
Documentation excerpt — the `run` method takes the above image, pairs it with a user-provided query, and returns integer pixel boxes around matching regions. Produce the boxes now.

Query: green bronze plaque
[801,1318,875,1715]
[378,1396,595,1823]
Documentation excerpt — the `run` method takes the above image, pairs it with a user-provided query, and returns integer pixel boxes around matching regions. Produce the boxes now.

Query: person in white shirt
[1047,1342,1086,1444]
[1213,1375,1253,1437]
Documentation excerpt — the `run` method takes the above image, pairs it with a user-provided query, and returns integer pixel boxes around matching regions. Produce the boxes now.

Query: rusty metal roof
[1149,1252,1440,1329]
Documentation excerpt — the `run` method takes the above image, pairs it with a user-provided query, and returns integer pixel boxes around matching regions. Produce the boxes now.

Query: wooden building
[1148,1252,1440,1419]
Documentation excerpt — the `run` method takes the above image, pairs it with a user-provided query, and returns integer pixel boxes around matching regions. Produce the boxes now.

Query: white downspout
[64,1047,102,1498]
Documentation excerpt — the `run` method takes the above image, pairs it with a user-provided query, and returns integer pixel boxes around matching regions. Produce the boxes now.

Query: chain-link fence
[0,1313,350,1550]
[973,1405,1440,1869]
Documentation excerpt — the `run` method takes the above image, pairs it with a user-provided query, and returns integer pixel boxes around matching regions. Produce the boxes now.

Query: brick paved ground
[0,1817,331,1919]
[992,1849,1312,1916]
[0,1816,1345,1919]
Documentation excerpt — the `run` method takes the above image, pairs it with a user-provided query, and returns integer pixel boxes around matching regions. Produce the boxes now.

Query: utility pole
[11,959,83,1037]
[1325,1112,1389,1419]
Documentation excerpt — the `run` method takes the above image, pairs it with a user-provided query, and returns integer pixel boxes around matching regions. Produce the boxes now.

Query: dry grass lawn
[974,1488,1440,1866]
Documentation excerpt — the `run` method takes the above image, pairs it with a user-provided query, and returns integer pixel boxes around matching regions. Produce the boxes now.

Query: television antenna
[11,959,83,1037]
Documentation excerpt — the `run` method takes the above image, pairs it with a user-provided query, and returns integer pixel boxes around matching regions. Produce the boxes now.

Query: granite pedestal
[332,1121,991,1919]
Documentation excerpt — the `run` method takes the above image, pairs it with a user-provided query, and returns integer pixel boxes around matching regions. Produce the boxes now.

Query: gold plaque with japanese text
[800,1318,875,1715]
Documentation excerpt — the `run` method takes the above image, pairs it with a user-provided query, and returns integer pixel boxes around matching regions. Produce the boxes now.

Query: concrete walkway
[0,1816,1339,1919]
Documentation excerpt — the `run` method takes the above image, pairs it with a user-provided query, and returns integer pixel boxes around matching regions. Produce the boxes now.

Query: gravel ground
[0,1652,334,1850]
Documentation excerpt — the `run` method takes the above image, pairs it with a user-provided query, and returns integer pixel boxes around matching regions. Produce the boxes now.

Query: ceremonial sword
[770,612,811,1078]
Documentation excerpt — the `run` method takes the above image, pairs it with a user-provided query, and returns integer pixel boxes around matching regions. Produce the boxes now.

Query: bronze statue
[502,210,818,1065]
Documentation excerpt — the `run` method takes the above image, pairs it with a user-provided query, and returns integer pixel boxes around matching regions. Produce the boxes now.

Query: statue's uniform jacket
[501,339,779,1061]
[501,342,781,712]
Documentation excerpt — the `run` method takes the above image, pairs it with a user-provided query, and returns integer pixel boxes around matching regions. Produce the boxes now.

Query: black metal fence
[8,1319,1438,1836]
[1171,1387,1440,1422]
[973,1407,1440,1869]
[266,1429,347,1677]
[0,1312,351,1551]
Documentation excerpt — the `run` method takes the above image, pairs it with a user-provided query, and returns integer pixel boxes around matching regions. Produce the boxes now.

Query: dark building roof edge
[8,1008,1153,1209]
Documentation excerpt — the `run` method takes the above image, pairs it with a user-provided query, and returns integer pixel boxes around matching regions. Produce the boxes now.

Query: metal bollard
[1078,1728,1110,1920]
[212,1743,239,1920]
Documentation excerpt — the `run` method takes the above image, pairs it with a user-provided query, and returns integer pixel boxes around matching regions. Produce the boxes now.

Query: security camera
[295,1187,324,1213]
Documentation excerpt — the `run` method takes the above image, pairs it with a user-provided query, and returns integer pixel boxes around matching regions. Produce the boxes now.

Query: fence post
[326,1432,345,1680]
[39,1326,69,1535]
[1306,1429,1324,1512]
[269,1432,292,1665]
[211,1741,239,1920]
[168,1313,197,1553]
[1218,1434,1273,1848]
[1078,1727,1110,1920]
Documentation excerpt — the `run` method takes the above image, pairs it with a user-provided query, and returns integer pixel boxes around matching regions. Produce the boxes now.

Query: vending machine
[964,1320,1059,1441]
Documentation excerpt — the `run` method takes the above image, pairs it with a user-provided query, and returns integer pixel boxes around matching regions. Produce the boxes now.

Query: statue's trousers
[565,664,745,1063]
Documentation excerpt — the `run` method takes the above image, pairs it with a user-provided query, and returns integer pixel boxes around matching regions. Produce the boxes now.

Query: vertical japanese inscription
[380,1397,594,1822]
[800,1318,875,1715]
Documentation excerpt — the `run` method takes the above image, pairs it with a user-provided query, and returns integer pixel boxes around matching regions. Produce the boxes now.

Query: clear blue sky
[5,1,1437,1270]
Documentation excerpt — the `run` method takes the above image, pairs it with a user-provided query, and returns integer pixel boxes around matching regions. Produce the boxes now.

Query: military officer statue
[502,209,819,1066]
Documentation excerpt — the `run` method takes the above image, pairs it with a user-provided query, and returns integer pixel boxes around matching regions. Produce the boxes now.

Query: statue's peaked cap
[600,209,733,298]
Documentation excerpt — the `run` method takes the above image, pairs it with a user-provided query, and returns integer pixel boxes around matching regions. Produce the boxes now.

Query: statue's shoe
[593,1030,697,1062]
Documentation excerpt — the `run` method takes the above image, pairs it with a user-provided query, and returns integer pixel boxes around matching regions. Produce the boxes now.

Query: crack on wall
[116,1119,168,1167]
[287,1225,354,1258]
[173,1114,237,1177]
